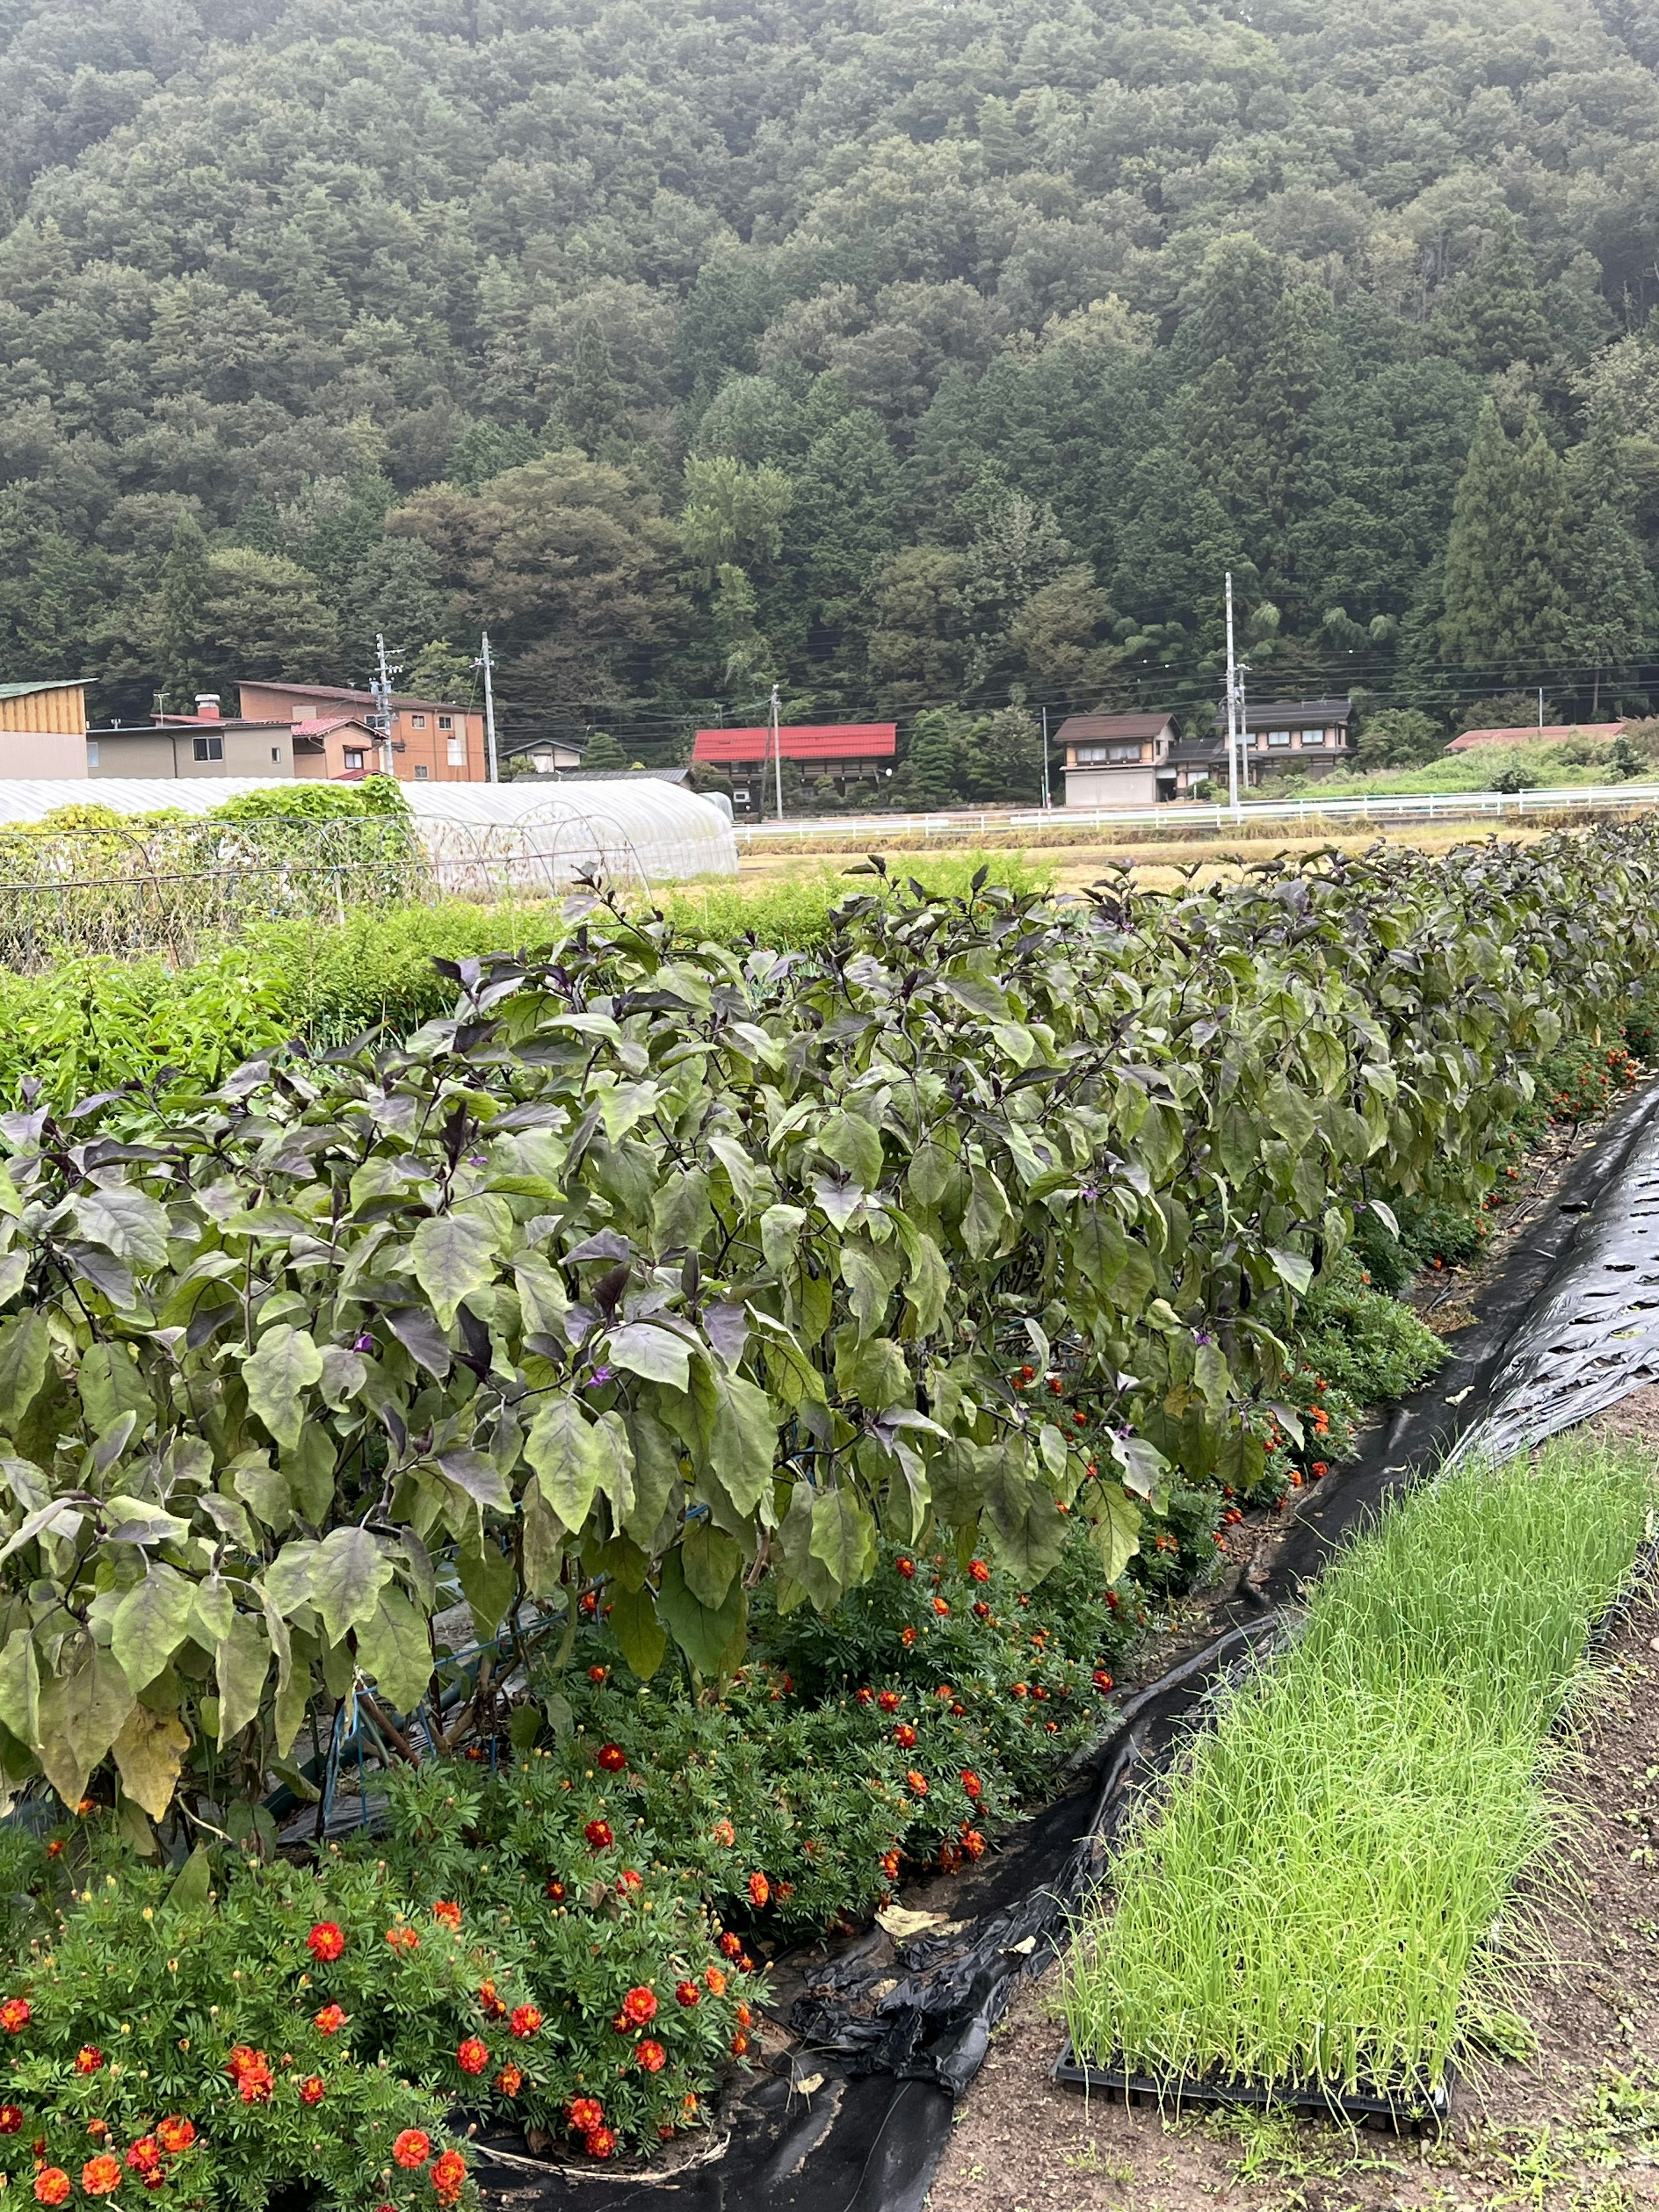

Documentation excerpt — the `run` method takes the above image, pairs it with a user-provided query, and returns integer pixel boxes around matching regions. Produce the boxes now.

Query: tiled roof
[1055,712,1176,743]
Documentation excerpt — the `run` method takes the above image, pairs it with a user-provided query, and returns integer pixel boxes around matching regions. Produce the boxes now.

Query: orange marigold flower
[731,2031,750,2057]
[314,2004,347,2036]
[718,1932,743,1958]
[712,1819,735,1847]
[386,1925,419,1953]
[620,1986,658,2027]
[73,2046,103,2074]
[583,1819,613,1850]
[44,1841,62,1859]
[0,2000,29,2034]
[298,2076,325,2106]
[961,1828,986,1859]
[509,2005,542,2040]
[477,1980,507,2020]
[703,1967,726,1996]
[495,2063,523,2097]
[906,1770,929,1796]
[457,2038,489,2076]
[432,1901,462,1930]
[968,1559,990,1583]
[154,2120,193,2156]
[616,1869,643,1896]
[32,2168,69,2206]
[735,2003,752,2028]
[747,1871,770,1908]
[81,2157,122,2197]
[567,2099,605,2136]
[636,2039,666,2073]
[960,1769,982,1799]
[124,2140,161,2176]
[584,2127,616,2160]
[879,1849,900,1879]
[431,2149,467,2207]
[392,2129,431,2169]
[596,1743,626,1772]
[900,1626,917,1646]
[932,1597,949,1616]
[306,1922,345,1962]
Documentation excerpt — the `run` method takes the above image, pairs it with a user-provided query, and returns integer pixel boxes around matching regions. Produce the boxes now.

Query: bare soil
[925,1390,1659,2212]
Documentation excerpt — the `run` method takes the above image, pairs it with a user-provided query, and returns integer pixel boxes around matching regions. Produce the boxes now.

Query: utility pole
[477,632,499,783]
[1538,686,1544,732]
[1041,704,1052,810]
[1224,573,1242,821]
[371,633,396,778]
[769,683,784,822]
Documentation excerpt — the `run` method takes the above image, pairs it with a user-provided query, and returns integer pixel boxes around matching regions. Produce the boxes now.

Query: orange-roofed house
[691,722,896,812]
[1445,721,1627,753]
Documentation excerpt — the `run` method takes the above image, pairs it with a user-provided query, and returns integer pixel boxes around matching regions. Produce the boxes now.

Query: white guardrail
[730,784,1659,840]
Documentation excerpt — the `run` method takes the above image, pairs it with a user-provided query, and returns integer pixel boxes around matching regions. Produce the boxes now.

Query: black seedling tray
[1051,2042,1453,2133]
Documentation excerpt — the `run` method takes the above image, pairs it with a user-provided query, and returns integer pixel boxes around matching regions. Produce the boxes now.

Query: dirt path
[925,1392,1659,2212]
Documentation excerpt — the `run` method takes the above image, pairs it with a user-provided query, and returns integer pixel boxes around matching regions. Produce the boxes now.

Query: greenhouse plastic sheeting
[469,1081,1659,2212]
[0,776,739,886]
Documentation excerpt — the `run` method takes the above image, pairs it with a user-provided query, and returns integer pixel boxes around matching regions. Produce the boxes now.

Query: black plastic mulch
[476,1078,1659,2212]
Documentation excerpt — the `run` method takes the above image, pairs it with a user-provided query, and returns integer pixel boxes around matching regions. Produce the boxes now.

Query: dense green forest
[4,0,1659,790]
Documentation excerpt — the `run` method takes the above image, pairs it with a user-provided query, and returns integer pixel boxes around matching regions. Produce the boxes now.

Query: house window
[414,764,429,779]
[1300,728,1326,746]
[192,735,223,762]
[271,747,281,761]
[410,714,426,730]
[1266,729,1292,748]
[1108,744,1142,763]
[438,715,454,732]
[447,734,465,766]
[87,742,99,767]
[343,748,365,771]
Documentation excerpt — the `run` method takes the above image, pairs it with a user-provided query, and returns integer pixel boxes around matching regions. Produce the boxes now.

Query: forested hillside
[4,0,1659,783]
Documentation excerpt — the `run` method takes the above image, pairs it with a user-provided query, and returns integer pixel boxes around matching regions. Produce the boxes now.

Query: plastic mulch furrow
[1049,2043,1454,2133]
[476,1078,1659,2209]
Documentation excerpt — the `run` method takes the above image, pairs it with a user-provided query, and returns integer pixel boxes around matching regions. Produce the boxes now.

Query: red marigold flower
[747,1871,770,1908]
[705,1965,727,1996]
[584,2128,616,2160]
[1011,1682,1028,1698]
[306,1922,345,1962]
[588,1665,607,1684]
[855,1687,874,1706]
[0,1999,29,2034]
[154,2120,194,2156]
[892,1723,917,1749]
[567,2099,604,2136]
[583,1819,613,1850]
[544,1878,568,1902]
[621,1985,658,2026]
[712,1818,736,1847]
[932,1597,950,1616]
[972,1601,991,1620]
[432,1900,462,1930]
[676,1980,701,2008]
[896,1557,915,1580]
[457,2037,489,2076]
[900,1627,917,1647]
[386,1924,419,1953]
[0,2106,19,2134]
[962,1828,986,1859]
[124,2139,161,2175]
[968,1559,990,1583]
[636,2039,667,2073]
[876,1690,900,1713]
[1093,1669,1114,1693]
[73,2045,103,2074]
[496,2063,523,2097]
[314,2004,347,2036]
[82,2155,123,2198]
[960,1769,982,1799]
[906,1770,929,1796]
[616,1868,644,1895]
[392,2129,432,2169]
[298,2076,325,2106]
[33,2168,70,2206]
[240,2065,274,2105]
[432,2149,468,2207]
[731,2031,750,2057]
[509,2005,542,2040]
[44,1840,62,1859]
[597,1743,627,1772]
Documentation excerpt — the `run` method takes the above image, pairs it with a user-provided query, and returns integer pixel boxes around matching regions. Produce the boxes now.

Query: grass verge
[1063,1440,1655,2098]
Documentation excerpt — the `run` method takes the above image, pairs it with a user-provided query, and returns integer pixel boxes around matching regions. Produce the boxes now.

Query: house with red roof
[691,723,896,811]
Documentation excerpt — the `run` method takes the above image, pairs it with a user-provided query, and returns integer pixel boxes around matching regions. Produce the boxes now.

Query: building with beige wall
[87,694,293,778]
[0,680,92,779]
